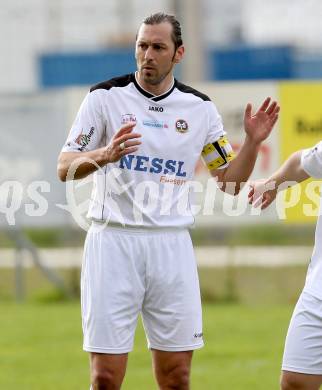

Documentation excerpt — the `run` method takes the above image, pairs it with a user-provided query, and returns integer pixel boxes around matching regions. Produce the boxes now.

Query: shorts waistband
[90,219,187,234]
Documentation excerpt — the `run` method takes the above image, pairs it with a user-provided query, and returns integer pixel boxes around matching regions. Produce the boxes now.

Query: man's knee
[90,352,127,390]
[280,371,321,390]
[281,374,300,390]
[158,364,190,389]
[91,368,121,390]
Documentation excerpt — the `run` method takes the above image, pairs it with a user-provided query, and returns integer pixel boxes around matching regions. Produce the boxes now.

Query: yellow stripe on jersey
[202,136,235,170]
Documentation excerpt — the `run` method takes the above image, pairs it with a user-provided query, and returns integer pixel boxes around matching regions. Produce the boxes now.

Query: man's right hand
[58,122,142,181]
[105,121,142,163]
[248,179,278,210]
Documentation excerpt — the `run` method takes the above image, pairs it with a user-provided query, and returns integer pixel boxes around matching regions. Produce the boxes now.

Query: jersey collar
[132,72,176,102]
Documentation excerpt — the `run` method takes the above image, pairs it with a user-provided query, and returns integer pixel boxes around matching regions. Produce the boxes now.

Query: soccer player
[58,12,279,390]
[249,143,322,390]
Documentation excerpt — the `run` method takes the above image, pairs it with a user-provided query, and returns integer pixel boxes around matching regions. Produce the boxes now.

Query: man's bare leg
[281,370,322,390]
[152,349,193,390]
[90,352,128,390]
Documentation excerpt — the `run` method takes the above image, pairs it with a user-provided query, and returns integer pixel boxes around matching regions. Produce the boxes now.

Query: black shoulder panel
[90,73,134,92]
[175,80,211,101]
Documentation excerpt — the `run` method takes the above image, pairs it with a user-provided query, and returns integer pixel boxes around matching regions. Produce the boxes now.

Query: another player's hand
[248,179,278,210]
[244,97,280,145]
[105,122,141,163]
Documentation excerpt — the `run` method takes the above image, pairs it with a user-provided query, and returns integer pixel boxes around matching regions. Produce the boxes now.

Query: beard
[140,64,173,86]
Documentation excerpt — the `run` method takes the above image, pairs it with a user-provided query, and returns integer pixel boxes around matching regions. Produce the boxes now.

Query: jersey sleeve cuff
[301,144,322,179]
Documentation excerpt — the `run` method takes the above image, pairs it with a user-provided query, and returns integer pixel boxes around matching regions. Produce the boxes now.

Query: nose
[144,45,154,61]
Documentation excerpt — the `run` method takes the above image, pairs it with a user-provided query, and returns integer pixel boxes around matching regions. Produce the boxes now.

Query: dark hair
[139,12,183,50]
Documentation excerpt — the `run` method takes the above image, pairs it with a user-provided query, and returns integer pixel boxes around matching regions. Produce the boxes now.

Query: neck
[135,71,174,96]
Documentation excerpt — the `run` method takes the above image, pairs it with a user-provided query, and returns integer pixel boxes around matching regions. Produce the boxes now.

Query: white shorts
[282,291,322,375]
[81,223,204,354]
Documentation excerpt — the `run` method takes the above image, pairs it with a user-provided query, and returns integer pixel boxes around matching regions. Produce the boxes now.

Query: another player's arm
[209,97,280,195]
[265,151,309,186]
[248,151,310,209]
[57,122,141,181]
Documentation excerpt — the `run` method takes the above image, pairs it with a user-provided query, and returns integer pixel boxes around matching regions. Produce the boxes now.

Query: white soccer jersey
[301,141,322,298]
[62,73,234,227]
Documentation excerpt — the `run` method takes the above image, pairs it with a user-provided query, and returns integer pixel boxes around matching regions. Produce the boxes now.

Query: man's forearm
[57,148,108,181]
[267,151,309,188]
[219,136,260,194]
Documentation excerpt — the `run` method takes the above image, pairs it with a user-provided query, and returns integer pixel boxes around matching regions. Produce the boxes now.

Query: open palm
[244,97,280,144]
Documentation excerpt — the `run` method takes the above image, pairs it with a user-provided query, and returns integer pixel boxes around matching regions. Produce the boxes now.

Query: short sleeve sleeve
[201,102,236,170]
[61,91,106,153]
[301,141,322,178]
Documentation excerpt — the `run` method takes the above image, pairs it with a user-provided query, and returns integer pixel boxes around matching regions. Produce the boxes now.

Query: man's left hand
[244,97,280,145]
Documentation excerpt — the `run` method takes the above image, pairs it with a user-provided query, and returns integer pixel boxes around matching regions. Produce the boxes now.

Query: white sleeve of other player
[61,90,106,153]
[301,141,322,179]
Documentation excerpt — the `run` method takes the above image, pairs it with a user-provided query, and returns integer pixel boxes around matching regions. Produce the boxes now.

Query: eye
[153,44,163,51]
[137,43,146,50]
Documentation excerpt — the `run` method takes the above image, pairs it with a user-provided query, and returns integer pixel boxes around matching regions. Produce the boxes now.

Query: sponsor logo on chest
[119,154,187,177]
[142,119,168,129]
[121,113,137,124]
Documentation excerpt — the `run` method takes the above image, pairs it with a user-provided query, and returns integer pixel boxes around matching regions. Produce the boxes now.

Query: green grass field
[0,301,294,389]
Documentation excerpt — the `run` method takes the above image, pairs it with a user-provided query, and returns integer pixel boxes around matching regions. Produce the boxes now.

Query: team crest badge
[175,119,188,133]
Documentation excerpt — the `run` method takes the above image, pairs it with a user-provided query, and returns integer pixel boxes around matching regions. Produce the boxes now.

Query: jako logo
[119,154,187,177]
[193,332,203,338]
[149,106,164,112]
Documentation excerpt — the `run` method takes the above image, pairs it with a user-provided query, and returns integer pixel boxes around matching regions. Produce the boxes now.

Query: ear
[173,45,185,64]
[134,42,138,60]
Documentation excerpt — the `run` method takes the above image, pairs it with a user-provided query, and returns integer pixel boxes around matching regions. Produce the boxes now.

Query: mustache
[141,63,156,69]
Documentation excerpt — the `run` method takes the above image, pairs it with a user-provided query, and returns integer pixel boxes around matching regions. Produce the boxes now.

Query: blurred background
[1,0,322,389]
